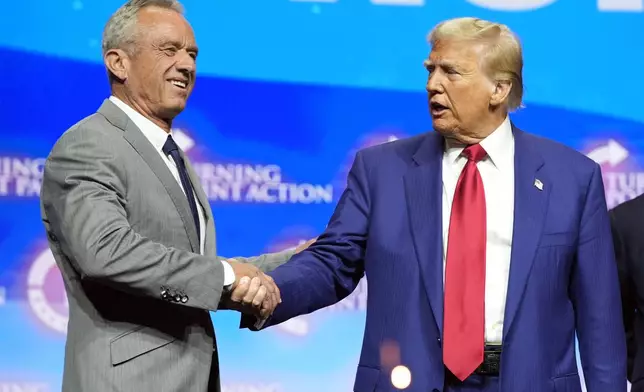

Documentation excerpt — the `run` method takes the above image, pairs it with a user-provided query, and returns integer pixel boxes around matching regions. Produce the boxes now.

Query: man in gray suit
[39,0,309,391]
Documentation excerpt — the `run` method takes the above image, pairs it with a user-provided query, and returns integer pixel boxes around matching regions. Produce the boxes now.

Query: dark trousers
[444,371,499,392]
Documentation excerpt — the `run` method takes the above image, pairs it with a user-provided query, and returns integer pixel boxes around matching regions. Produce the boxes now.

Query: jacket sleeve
[242,150,370,330]
[40,126,226,311]
[573,164,627,391]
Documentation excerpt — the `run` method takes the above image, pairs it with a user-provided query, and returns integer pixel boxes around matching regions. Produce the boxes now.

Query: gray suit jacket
[40,99,294,392]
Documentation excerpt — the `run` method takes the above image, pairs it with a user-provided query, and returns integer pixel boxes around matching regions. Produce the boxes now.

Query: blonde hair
[428,17,524,110]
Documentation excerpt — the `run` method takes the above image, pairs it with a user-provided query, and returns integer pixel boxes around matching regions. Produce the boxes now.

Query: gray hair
[101,0,184,55]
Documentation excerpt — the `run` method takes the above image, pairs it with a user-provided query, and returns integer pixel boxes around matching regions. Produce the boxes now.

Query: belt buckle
[475,346,501,376]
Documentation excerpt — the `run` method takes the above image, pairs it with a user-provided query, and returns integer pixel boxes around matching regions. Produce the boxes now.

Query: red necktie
[443,144,487,381]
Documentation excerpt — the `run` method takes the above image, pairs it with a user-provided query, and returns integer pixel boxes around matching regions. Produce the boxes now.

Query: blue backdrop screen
[0,1,643,391]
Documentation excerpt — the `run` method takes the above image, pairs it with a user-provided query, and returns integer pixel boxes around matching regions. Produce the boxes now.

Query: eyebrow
[158,40,199,55]
[424,59,461,71]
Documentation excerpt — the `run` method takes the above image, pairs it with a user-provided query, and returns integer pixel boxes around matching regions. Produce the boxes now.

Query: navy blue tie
[162,135,200,246]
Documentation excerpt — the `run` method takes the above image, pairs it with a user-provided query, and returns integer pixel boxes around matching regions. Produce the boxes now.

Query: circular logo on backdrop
[27,248,68,333]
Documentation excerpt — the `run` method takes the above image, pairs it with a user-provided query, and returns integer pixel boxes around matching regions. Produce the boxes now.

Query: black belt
[444,345,502,385]
[474,345,502,376]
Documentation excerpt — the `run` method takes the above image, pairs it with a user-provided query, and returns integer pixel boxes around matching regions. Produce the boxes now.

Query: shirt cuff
[220,259,235,286]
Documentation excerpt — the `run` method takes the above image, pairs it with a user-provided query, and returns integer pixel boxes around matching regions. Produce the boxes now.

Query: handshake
[220,260,281,320]
[219,238,316,320]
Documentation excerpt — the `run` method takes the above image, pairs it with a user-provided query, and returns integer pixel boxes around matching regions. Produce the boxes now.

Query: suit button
[433,389,440,392]
[174,294,181,302]
[437,337,441,346]
[181,296,188,303]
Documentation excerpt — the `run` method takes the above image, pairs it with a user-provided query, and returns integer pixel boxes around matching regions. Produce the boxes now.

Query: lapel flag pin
[534,179,543,191]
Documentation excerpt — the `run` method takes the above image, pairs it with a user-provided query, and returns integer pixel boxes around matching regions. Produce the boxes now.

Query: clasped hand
[220,260,280,319]
[220,237,317,318]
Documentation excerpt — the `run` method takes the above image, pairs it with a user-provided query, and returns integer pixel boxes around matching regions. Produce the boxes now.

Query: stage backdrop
[1,1,643,391]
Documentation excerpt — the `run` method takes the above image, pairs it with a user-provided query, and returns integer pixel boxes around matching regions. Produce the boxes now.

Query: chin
[431,119,454,135]
[160,104,185,120]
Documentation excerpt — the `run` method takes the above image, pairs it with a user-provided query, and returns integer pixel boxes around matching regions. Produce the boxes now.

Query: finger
[260,297,274,319]
[260,274,276,294]
[257,273,279,304]
[242,277,261,304]
[252,285,267,307]
[230,276,250,302]
[267,289,277,309]
[269,281,281,304]
[261,296,272,312]
[264,291,277,311]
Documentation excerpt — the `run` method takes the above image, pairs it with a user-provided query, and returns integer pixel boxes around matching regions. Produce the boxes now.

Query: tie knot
[162,135,179,155]
[462,144,487,163]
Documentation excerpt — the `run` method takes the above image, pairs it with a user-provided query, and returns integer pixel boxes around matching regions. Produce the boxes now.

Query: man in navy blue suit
[247,17,626,392]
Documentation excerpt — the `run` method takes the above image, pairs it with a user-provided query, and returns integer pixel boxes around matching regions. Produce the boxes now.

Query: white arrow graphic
[586,139,629,167]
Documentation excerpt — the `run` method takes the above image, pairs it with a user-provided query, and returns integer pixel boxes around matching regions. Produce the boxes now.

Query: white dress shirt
[441,116,515,345]
[109,96,235,286]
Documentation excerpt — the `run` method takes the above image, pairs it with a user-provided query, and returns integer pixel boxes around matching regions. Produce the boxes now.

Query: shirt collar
[444,116,514,171]
[109,95,171,153]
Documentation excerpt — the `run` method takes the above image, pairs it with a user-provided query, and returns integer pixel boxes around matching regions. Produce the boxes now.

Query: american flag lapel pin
[534,178,543,191]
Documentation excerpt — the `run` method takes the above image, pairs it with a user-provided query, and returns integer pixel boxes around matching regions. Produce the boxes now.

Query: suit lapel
[183,155,217,257]
[404,132,445,335]
[502,127,549,339]
[98,100,200,253]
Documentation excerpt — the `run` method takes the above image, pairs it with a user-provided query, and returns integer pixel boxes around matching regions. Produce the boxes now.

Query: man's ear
[104,48,130,82]
[490,80,512,107]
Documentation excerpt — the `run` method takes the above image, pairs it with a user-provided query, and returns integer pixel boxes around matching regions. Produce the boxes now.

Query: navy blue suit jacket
[255,127,626,392]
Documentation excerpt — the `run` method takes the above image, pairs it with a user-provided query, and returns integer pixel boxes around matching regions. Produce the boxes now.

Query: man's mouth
[168,79,188,89]
[430,102,449,115]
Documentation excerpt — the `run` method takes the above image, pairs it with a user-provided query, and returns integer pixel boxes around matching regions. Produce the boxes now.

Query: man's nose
[426,73,443,94]
[176,51,195,74]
